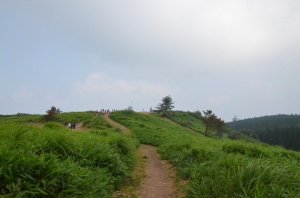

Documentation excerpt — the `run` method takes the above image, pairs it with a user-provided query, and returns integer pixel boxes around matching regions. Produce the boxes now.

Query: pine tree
[156,95,175,116]
[44,106,60,121]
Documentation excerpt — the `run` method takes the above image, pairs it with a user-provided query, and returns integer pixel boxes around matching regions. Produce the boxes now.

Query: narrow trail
[102,113,130,135]
[103,113,178,198]
[136,145,176,198]
[73,122,85,131]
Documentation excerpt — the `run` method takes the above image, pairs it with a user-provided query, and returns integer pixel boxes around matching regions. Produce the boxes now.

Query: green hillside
[164,111,206,134]
[0,112,138,197]
[110,111,300,198]
[1,111,299,198]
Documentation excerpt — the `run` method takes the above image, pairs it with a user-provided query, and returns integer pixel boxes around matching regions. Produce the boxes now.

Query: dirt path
[139,112,151,115]
[73,122,85,131]
[102,113,131,135]
[104,113,179,198]
[136,145,177,198]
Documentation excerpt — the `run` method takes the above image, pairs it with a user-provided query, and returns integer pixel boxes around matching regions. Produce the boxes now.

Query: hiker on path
[68,123,71,129]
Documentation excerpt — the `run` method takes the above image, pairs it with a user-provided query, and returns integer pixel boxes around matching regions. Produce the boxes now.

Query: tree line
[227,114,300,151]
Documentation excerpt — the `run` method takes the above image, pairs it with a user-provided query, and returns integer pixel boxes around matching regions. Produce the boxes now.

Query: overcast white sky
[1,0,300,122]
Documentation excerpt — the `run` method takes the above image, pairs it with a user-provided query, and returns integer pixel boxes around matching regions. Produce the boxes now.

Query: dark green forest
[227,114,300,151]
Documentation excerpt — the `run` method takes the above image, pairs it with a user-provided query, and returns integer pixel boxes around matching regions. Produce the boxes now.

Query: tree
[239,128,259,140]
[156,95,175,116]
[201,110,225,136]
[44,106,60,121]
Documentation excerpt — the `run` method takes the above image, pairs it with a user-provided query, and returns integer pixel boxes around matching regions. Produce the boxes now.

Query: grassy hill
[1,111,300,198]
[0,112,138,197]
[163,111,206,134]
[110,111,300,198]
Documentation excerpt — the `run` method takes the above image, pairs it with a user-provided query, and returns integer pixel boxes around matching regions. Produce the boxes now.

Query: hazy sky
[1,0,300,121]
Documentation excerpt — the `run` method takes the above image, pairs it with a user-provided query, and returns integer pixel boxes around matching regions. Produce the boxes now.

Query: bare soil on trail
[64,122,88,131]
[138,112,151,115]
[73,122,85,131]
[136,145,177,198]
[28,122,87,131]
[104,113,181,198]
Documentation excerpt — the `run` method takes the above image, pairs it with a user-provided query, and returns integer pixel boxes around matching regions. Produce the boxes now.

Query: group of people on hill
[95,109,117,116]
[68,123,76,130]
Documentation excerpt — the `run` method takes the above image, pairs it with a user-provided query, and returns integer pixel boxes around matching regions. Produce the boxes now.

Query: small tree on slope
[202,110,225,136]
[156,95,175,116]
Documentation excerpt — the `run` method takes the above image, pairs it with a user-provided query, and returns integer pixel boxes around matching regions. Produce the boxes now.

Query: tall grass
[164,111,206,134]
[83,116,113,130]
[0,123,139,197]
[55,111,95,124]
[110,111,300,198]
[0,114,43,124]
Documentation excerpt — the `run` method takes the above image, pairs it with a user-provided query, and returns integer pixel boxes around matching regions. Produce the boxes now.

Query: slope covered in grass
[0,114,43,124]
[55,111,95,124]
[0,114,138,197]
[110,111,300,198]
[0,111,95,125]
[110,111,211,147]
[164,111,206,134]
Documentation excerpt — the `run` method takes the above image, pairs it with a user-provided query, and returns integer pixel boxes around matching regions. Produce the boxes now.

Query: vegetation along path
[103,113,131,135]
[103,113,177,198]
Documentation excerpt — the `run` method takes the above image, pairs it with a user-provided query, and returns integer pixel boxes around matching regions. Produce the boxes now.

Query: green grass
[55,111,95,124]
[0,111,95,125]
[110,111,300,198]
[83,116,113,130]
[0,113,139,197]
[0,114,43,124]
[110,111,211,147]
[164,111,206,134]
[2,111,300,197]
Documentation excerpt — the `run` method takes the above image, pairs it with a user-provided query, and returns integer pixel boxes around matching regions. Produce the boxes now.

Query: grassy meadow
[1,110,299,197]
[110,111,300,198]
[0,112,138,198]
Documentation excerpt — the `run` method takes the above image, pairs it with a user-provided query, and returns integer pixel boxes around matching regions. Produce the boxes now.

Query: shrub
[228,130,243,140]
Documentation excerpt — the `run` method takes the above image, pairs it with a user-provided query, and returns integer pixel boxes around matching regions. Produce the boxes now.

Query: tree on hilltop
[44,106,61,121]
[201,110,225,136]
[156,95,175,116]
